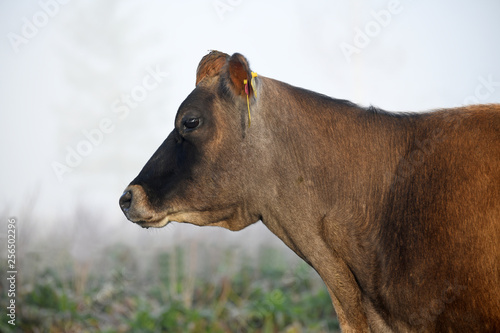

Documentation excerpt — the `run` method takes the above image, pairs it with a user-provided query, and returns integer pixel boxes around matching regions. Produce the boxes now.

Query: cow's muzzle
[119,185,157,225]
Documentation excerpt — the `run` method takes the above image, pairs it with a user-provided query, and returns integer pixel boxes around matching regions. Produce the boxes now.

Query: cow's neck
[254,77,412,324]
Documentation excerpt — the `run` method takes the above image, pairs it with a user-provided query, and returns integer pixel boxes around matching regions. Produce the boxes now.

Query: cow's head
[119,51,264,231]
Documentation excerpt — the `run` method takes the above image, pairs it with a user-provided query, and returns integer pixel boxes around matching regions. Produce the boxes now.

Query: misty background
[1,0,500,258]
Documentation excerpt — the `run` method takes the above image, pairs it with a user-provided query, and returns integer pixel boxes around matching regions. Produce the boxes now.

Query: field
[1,216,339,333]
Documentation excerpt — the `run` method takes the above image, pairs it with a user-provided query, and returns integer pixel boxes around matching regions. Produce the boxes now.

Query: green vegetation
[1,240,339,332]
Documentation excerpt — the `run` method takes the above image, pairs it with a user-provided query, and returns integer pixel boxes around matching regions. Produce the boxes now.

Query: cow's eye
[184,117,200,130]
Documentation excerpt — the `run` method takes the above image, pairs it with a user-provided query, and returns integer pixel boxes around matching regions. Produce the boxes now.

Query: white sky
[1,0,499,239]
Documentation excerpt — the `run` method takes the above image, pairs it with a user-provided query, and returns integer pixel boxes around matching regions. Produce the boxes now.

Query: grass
[1,234,339,332]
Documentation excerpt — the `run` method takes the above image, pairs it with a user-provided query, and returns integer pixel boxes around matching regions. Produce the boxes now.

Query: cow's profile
[120,51,500,332]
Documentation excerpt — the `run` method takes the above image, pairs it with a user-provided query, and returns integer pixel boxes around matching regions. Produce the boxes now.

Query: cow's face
[119,51,261,231]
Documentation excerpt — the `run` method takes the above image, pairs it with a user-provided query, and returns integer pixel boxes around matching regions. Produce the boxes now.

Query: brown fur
[120,51,500,332]
[195,50,228,85]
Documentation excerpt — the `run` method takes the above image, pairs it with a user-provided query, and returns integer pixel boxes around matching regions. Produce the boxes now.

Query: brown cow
[120,51,500,332]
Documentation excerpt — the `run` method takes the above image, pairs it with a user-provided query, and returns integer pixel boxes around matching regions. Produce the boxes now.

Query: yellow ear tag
[243,79,251,127]
[251,72,258,98]
[243,72,258,128]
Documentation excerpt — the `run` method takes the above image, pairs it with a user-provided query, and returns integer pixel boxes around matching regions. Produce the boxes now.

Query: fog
[1,0,500,250]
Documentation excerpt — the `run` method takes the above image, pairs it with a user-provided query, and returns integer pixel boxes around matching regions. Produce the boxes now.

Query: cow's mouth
[129,215,169,229]
[131,208,239,230]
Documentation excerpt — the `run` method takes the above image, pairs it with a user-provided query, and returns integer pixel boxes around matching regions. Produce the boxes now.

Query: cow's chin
[133,216,170,229]
[134,207,248,231]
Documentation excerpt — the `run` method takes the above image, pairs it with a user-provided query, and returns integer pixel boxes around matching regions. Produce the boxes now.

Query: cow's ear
[196,50,229,86]
[226,53,253,97]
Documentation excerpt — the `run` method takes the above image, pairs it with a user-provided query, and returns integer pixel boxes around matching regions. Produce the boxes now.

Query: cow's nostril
[119,190,132,211]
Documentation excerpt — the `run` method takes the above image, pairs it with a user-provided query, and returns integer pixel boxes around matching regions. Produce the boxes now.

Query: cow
[119,50,500,332]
